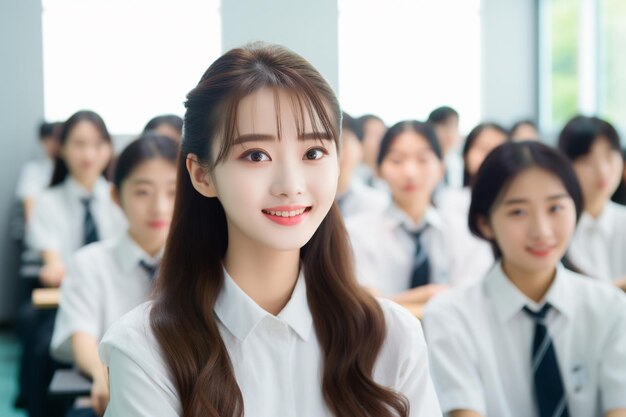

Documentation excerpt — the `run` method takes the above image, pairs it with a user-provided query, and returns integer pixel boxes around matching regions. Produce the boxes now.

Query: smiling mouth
[526,245,556,257]
[261,207,311,217]
[261,206,312,226]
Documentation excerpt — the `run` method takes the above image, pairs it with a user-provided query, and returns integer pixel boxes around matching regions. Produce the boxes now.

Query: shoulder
[376,298,427,362]
[34,184,65,205]
[345,209,390,237]
[73,239,116,264]
[423,282,484,323]
[562,269,626,314]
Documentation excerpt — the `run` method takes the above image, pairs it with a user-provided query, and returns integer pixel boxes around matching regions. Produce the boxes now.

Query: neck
[129,230,164,258]
[502,259,556,303]
[585,197,607,219]
[73,175,99,192]
[395,196,429,224]
[223,230,300,315]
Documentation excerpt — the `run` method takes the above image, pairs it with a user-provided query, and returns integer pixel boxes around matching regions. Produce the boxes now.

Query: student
[355,113,387,187]
[422,141,626,417]
[51,133,178,416]
[557,116,626,288]
[427,105,463,188]
[347,120,478,304]
[143,114,183,142]
[99,43,440,417]
[510,119,540,141]
[336,112,389,218]
[15,121,63,221]
[26,110,126,288]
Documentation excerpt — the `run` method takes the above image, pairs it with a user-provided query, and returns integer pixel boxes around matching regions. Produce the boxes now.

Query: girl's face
[465,127,508,177]
[117,158,177,248]
[195,87,339,252]
[572,137,624,206]
[62,120,112,181]
[479,167,577,278]
[378,131,443,206]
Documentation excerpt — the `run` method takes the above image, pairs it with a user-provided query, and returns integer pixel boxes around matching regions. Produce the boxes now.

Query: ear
[476,215,495,240]
[110,186,121,208]
[186,154,217,198]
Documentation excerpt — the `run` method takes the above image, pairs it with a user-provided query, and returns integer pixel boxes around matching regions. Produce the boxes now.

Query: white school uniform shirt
[443,151,464,189]
[15,157,54,200]
[26,176,126,266]
[422,261,626,417]
[99,268,442,417]
[347,203,478,296]
[51,232,160,363]
[568,201,626,282]
[337,179,390,219]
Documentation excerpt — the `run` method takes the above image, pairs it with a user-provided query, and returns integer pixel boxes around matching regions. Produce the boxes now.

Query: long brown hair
[150,43,409,417]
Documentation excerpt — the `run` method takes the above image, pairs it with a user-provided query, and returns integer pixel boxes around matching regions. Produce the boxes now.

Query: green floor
[0,330,27,417]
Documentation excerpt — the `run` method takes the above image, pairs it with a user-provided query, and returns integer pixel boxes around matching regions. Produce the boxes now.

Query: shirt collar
[113,232,162,273]
[214,267,313,343]
[484,260,573,323]
[386,202,445,232]
[64,176,110,201]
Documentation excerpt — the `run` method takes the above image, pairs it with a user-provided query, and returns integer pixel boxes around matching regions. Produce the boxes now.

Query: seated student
[557,116,626,289]
[16,121,63,222]
[427,106,463,188]
[611,149,626,206]
[51,133,178,417]
[347,120,478,304]
[99,43,441,417]
[510,119,540,141]
[336,112,389,218]
[422,141,626,417]
[355,114,387,188]
[18,110,125,417]
[143,114,183,142]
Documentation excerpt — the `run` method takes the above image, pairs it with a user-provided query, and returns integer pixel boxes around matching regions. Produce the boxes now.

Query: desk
[400,302,424,319]
[32,288,60,309]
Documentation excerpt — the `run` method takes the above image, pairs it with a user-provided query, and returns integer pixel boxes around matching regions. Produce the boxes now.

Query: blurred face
[62,121,112,182]
[379,131,444,208]
[480,167,577,278]
[118,158,176,249]
[41,136,61,158]
[572,137,623,207]
[511,123,539,141]
[434,117,460,153]
[362,119,386,168]
[465,127,508,177]
[204,87,339,252]
[338,128,363,188]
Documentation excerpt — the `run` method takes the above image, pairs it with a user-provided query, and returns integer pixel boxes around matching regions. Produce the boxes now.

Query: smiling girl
[99,44,440,417]
[422,141,626,417]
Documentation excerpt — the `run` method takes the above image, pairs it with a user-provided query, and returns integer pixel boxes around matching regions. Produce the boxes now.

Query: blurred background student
[509,119,539,141]
[427,106,463,189]
[355,114,387,188]
[142,114,183,143]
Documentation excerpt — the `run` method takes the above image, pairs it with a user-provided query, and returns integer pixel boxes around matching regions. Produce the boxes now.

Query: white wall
[0,0,45,322]
[221,0,339,93]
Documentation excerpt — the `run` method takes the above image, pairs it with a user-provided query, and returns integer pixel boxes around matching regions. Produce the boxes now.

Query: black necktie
[523,304,570,417]
[81,197,99,246]
[405,226,430,288]
[139,260,158,281]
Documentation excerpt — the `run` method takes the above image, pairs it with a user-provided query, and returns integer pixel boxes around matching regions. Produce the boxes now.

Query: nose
[528,210,552,241]
[403,160,420,181]
[153,190,170,216]
[269,157,305,198]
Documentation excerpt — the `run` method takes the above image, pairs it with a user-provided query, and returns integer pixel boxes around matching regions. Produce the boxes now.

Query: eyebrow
[233,132,332,145]
[502,193,570,205]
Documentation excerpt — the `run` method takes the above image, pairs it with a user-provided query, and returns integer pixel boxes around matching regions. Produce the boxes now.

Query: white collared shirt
[15,157,54,200]
[26,176,126,265]
[422,261,626,417]
[443,151,464,189]
[99,268,442,417]
[346,203,482,296]
[51,232,160,363]
[337,179,390,219]
[568,201,626,282]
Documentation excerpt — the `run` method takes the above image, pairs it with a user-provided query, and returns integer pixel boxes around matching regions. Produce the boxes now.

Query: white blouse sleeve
[422,297,486,415]
[599,292,626,412]
[26,191,60,252]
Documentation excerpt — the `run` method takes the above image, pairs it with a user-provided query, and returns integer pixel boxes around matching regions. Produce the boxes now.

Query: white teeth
[264,208,307,217]
[289,210,296,216]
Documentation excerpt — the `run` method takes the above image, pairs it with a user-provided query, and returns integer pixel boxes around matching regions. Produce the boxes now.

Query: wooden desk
[32,288,60,309]
[400,302,424,319]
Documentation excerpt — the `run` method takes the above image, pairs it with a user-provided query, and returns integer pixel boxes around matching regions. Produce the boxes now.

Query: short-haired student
[51,133,178,416]
[422,141,626,417]
[99,44,441,417]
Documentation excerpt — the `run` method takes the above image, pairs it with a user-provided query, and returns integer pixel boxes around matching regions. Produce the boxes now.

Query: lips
[525,245,556,257]
[261,205,312,226]
[148,220,169,229]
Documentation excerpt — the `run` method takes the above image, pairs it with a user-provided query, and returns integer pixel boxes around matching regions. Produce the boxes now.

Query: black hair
[462,122,509,187]
[557,115,622,161]
[342,112,364,142]
[427,106,459,125]
[468,141,584,259]
[50,110,112,187]
[113,132,179,190]
[143,114,183,139]
[376,120,442,166]
[39,121,63,140]
[611,148,626,205]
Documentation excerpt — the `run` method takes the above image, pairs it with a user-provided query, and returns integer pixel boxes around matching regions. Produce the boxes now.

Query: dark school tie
[523,304,570,417]
[81,197,99,246]
[405,226,430,288]
[139,260,159,281]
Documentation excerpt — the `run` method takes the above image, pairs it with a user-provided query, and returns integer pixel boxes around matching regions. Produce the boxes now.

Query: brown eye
[304,148,326,160]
